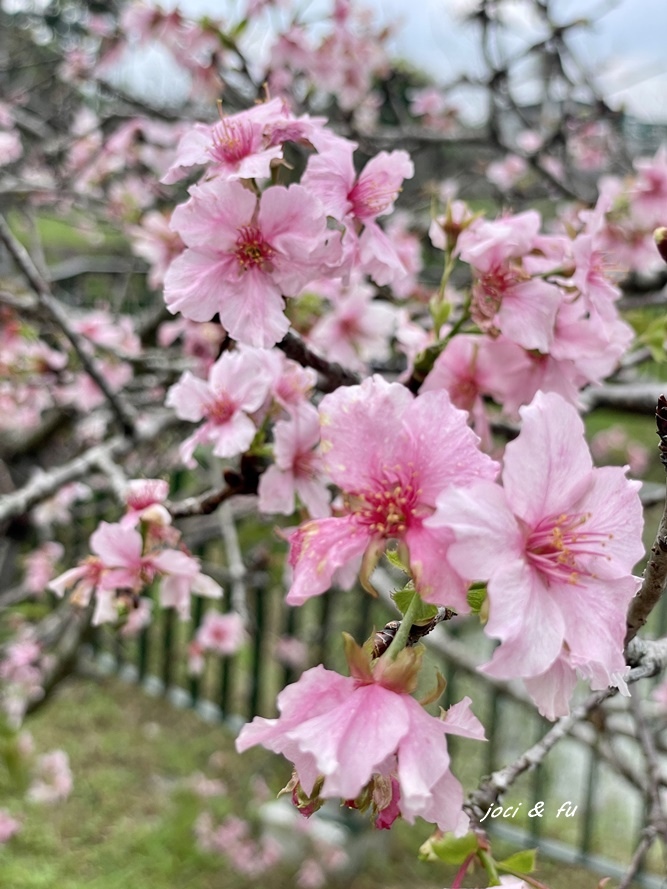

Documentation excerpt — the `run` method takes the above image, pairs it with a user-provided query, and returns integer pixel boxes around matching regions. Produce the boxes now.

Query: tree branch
[278,332,360,392]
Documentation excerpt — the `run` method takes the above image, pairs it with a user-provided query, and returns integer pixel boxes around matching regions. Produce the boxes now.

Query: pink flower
[486,154,528,191]
[23,542,64,595]
[457,211,563,352]
[161,98,286,184]
[164,180,339,347]
[194,611,246,656]
[302,141,414,285]
[28,750,73,804]
[236,656,484,832]
[569,193,623,324]
[128,210,184,289]
[51,521,222,624]
[427,391,644,717]
[166,348,272,467]
[285,376,498,607]
[122,478,171,526]
[305,276,397,372]
[258,407,331,518]
[420,334,532,447]
[0,810,21,844]
[0,130,23,166]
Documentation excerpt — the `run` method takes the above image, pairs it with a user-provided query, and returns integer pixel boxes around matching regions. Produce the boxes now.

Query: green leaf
[497,848,538,875]
[391,587,438,623]
[467,583,487,613]
[385,548,407,571]
[419,831,479,864]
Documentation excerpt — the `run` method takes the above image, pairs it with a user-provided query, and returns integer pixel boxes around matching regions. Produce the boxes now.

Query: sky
[369,0,667,123]
[110,0,667,124]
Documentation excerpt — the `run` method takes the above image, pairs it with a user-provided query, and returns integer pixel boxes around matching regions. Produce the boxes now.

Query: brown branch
[278,332,361,392]
[0,414,175,525]
[625,397,667,647]
[465,659,657,823]
[167,484,237,518]
[616,829,659,889]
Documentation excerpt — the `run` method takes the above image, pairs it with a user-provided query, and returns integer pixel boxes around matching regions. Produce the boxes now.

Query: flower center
[352,468,422,537]
[234,225,275,271]
[204,391,236,425]
[293,449,319,480]
[526,511,612,585]
[209,119,254,165]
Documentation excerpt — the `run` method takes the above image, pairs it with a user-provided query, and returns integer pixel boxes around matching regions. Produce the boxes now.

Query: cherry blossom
[0,810,21,844]
[236,644,484,832]
[302,140,414,285]
[27,750,73,805]
[285,375,498,606]
[457,210,563,352]
[258,407,331,518]
[194,611,246,657]
[428,391,644,717]
[305,276,398,373]
[164,180,340,347]
[161,98,287,185]
[49,521,222,623]
[166,348,272,467]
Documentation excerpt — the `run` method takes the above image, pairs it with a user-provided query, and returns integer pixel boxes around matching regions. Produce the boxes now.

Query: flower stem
[385,589,423,661]
[478,848,502,887]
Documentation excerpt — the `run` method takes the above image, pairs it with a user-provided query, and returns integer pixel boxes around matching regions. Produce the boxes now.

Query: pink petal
[216,268,290,348]
[319,376,413,491]
[482,561,565,679]
[90,522,142,568]
[429,482,524,580]
[290,684,408,800]
[286,516,370,605]
[503,392,593,525]
[164,250,239,322]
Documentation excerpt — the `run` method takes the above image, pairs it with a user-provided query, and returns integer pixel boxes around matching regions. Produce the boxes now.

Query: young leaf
[419,830,480,864]
[391,586,438,623]
[497,848,538,875]
[467,583,487,614]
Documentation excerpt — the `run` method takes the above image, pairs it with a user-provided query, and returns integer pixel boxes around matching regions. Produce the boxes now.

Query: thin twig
[616,829,658,889]
[0,414,175,525]
[625,398,667,647]
[465,662,658,822]
[278,332,360,392]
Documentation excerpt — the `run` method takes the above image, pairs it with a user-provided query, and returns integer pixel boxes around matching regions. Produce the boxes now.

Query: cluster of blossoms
[133,71,646,834]
[2,0,657,875]
[422,196,635,439]
[49,478,222,625]
[0,635,48,727]
[161,95,413,349]
[195,801,350,888]
[0,304,143,437]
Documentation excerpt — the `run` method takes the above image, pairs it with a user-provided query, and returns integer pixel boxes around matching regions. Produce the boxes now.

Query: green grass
[0,675,650,889]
